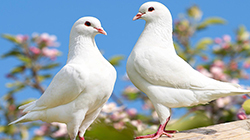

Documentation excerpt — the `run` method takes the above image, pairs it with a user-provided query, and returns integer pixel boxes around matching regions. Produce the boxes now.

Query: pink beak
[94,27,107,35]
[133,13,144,20]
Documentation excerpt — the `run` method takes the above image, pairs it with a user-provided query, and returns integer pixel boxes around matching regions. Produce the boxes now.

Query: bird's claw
[135,130,174,140]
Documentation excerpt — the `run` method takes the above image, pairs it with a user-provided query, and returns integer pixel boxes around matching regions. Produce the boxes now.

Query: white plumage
[10,17,117,140]
[127,2,250,139]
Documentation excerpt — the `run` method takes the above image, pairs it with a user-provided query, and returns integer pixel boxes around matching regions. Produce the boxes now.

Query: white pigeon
[127,2,250,140]
[9,16,117,140]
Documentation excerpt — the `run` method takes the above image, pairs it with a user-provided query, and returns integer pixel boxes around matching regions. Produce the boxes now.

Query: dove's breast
[75,57,116,113]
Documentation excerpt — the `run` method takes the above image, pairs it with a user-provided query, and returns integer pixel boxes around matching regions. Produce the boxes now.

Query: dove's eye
[148,7,155,12]
[85,21,91,26]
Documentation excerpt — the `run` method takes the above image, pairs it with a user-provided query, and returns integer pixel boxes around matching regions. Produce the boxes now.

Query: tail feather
[9,111,42,125]
[19,100,37,110]
[9,114,29,125]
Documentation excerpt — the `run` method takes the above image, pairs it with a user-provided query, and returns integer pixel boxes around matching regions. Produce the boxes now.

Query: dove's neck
[67,33,99,63]
[135,19,176,54]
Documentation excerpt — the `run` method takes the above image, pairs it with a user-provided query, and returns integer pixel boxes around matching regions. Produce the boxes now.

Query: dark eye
[85,21,91,26]
[148,7,155,12]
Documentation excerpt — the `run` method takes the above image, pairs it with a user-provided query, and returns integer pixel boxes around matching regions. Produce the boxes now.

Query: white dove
[9,16,117,140]
[127,1,250,140]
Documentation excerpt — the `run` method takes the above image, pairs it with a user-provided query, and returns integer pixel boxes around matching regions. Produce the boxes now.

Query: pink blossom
[42,48,60,60]
[51,122,68,138]
[29,46,41,55]
[113,122,125,130]
[216,97,232,108]
[124,86,140,94]
[243,73,250,79]
[237,112,247,120]
[142,100,154,110]
[197,66,212,78]
[16,34,29,43]
[214,37,222,44]
[213,60,224,68]
[237,109,247,120]
[34,33,60,47]
[201,55,209,61]
[223,34,231,42]
[131,120,147,132]
[222,43,230,49]
[229,61,238,71]
[242,95,248,99]
[34,124,49,136]
[126,108,137,117]
[152,111,158,121]
[111,112,127,121]
[210,66,223,75]
[243,61,250,69]
[102,102,125,113]
[210,66,227,81]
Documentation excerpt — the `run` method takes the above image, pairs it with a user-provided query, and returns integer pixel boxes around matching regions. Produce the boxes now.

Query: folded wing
[21,64,86,112]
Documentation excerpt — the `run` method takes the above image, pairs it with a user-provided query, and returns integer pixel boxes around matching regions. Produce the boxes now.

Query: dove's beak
[95,27,107,35]
[133,12,144,20]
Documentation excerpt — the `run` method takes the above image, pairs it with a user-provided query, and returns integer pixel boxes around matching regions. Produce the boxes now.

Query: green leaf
[4,125,16,135]
[5,82,25,94]
[32,136,44,140]
[38,74,52,82]
[123,92,139,100]
[17,55,32,64]
[40,63,60,70]
[197,17,226,30]
[0,126,5,133]
[1,49,22,58]
[195,38,213,50]
[242,99,250,114]
[109,55,124,66]
[237,25,246,35]
[187,5,202,19]
[1,34,19,44]
[167,111,213,131]
[85,119,135,140]
[20,126,29,139]
[10,65,25,74]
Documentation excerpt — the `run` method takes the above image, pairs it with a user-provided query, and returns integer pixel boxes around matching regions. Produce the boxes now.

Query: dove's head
[72,16,107,36]
[133,2,172,23]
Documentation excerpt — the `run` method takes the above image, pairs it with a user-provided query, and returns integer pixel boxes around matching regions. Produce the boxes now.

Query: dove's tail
[195,89,250,106]
[19,100,36,110]
[224,90,250,99]
[9,111,42,125]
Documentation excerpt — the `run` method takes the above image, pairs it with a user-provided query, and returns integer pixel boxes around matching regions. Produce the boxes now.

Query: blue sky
[1,0,250,117]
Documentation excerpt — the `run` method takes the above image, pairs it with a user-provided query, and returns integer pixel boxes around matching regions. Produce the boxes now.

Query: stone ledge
[157,119,250,140]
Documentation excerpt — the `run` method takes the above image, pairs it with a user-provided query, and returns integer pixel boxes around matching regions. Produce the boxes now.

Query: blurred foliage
[1,4,250,140]
[243,99,250,114]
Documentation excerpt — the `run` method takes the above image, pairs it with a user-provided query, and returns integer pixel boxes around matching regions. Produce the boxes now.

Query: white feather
[127,1,250,125]
[10,16,116,140]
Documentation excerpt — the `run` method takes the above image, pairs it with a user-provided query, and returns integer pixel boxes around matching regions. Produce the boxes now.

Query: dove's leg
[78,107,103,140]
[135,117,176,139]
[67,122,80,140]
[135,104,177,140]
[67,110,87,140]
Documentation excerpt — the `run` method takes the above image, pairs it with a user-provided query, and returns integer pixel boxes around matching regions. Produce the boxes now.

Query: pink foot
[78,131,85,140]
[135,117,177,140]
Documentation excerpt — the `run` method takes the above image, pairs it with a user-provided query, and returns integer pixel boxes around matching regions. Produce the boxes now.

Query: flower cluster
[29,33,61,60]
[1,33,61,140]
[34,122,68,138]
[100,102,145,130]
[2,4,250,140]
